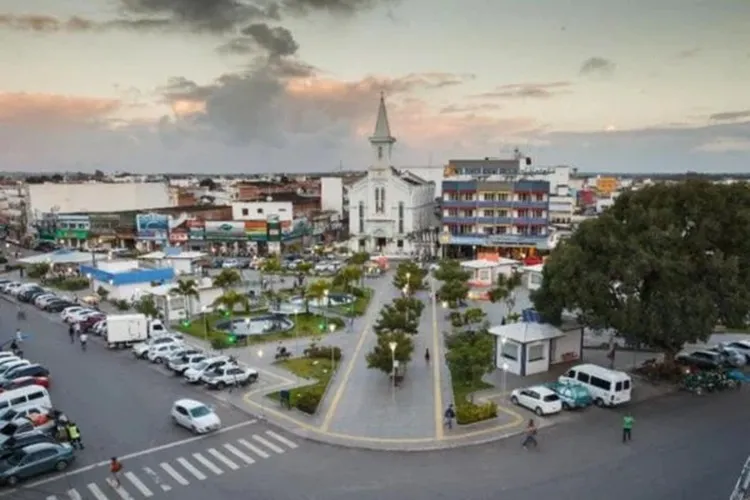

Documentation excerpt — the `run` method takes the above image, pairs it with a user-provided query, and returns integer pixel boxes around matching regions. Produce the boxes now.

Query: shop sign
[169,230,189,243]
[186,219,205,240]
[136,213,169,241]
[205,221,246,241]
[55,215,90,240]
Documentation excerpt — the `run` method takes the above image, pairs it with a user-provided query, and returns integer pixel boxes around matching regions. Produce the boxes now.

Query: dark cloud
[710,110,750,121]
[216,37,256,55]
[281,0,394,16]
[580,57,615,76]
[0,14,99,32]
[472,82,571,100]
[241,23,298,57]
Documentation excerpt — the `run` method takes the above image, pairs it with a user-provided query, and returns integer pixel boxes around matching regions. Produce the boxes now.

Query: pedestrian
[15,329,22,343]
[424,348,430,363]
[79,332,88,351]
[66,422,84,450]
[444,404,456,430]
[522,419,538,449]
[109,457,123,487]
[622,414,634,443]
[69,324,75,343]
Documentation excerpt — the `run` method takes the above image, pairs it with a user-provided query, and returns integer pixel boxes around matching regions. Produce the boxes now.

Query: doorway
[376,237,387,250]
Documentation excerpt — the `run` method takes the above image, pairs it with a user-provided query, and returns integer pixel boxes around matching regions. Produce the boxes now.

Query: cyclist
[79,332,88,351]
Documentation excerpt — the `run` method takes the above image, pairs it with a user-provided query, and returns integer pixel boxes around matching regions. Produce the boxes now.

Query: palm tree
[336,265,363,293]
[212,290,251,323]
[213,269,241,290]
[134,295,160,320]
[305,279,331,314]
[171,279,199,319]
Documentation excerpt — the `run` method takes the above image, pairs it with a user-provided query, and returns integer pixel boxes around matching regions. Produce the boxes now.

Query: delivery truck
[105,314,166,349]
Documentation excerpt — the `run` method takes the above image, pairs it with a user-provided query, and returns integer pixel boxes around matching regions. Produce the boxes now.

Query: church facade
[347,94,436,257]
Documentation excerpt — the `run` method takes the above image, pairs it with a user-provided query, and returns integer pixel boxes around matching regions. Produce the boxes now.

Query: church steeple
[369,92,396,169]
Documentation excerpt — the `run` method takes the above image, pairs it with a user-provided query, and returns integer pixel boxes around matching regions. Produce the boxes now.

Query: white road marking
[105,478,134,500]
[222,443,255,465]
[266,430,298,449]
[192,453,223,475]
[160,462,189,485]
[252,435,285,454]
[207,448,239,470]
[0,419,258,497]
[67,489,82,500]
[176,457,206,480]
[46,496,58,500]
[124,472,153,497]
[87,483,109,500]
[142,466,171,492]
[238,438,269,458]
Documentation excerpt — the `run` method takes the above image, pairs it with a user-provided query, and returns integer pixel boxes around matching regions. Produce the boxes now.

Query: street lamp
[405,272,411,289]
[502,362,509,398]
[389,341,398,400]
[201,305,209,341]
[257,349,265,420]
[328,323,337,368]
[323,289,330,330]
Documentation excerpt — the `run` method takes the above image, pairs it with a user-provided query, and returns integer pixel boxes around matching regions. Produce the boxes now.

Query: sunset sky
[1,0,749,173]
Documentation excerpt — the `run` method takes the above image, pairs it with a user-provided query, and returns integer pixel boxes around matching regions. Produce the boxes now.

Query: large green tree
[393,261,427,291]
[532,180,750,359]
[445,329,495,385]
[365,331,414,375]
[373,303,419,335]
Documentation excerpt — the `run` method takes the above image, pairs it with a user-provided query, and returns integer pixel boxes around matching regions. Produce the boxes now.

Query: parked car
[510,386,563,416]
[706,346,746,367]
[60,307,91,322]
[0,376,50,392]
[201,366,258,389]
[720,341,750,363]
[0,361,30,378]
[78,313,106,332]
[544,381,592,410]
[132,336,182,359]
[0,442,75,486]
[147,344,184,364]
[676,350,724,370]
[168,354,207,375]
[183,357,234,384]
[170,399,221,434]
[0,430,55,460]
[0,364,49,384]
[45,300,75,313]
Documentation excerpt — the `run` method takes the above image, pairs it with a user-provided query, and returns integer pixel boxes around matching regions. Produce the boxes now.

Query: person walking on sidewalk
[622,414,634,443]
[444,404,456,430]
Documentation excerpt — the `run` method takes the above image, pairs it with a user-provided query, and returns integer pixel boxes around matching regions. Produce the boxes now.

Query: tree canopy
[532,180,750,357]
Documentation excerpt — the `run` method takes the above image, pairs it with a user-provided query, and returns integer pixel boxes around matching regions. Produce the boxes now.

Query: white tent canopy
[19,249,94,266]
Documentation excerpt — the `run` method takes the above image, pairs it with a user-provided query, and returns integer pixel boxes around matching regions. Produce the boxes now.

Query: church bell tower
[369,92,396,171]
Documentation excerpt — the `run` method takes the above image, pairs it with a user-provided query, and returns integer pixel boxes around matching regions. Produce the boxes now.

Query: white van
[559,363,632,407]
[0,385,52,415]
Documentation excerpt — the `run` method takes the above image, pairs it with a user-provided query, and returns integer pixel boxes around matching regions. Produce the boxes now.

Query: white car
[720,341,750,363]
[0,360,30,377]
[201,366,259,389]
[183,356,233,384]
[147,343,184,364]
[168,353,207,374]
[92,320,107,336]
[222,259,240,269]
[33,293,56,306]
[60,307,91,322]
[132,336,182,359]
[171,399,221,434]
[165,348,202,364]
[510,386,563,416]
[1,283,22,294]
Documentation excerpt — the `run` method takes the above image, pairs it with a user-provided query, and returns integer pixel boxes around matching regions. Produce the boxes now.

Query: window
[256,208,263,214]
[589,376,611,391]
[527,343,545,362]
[379,187,386,213]
[398,202,404,233]
[378,146,383,160]
[241,208,249,216]
[615,382,622,391]
[358,202,364,233]
[501,341,518,361]
[623,380,630,390]
[10,396,26,405]
[543,394,560,402]
[397,239,404,248]
[576,372,590,384]
[483,210,494,217]
[279,208,286,212]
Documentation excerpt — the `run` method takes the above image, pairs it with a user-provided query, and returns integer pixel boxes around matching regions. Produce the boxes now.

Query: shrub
[303,342,342,361]
[27,263,50,279]
[350,287,366,298]
[210,336,230,350]
[0,256,7,264]
[112,299,130,311]
[455,401,498,425]
[96,286,109,300]
[294,390,323,414]
[4,264,21,273]
[52,276,90,291]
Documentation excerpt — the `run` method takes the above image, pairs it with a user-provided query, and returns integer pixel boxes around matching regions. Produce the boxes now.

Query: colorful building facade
[440,178,551,258]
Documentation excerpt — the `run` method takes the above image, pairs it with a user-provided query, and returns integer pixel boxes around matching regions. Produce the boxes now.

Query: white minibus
[0,385,52,415]
[559,363,632,407]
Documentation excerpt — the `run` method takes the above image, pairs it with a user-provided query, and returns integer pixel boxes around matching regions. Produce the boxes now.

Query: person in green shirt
[622,414,634,442]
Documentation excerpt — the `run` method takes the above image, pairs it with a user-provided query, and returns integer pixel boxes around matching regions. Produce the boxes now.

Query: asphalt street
[0,299,252,466]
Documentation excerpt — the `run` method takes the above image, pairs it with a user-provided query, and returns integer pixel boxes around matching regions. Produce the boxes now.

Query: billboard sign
[136,213,169,241]
[205,221,246,241]
[186,219,205,240]
[55,215,90,240]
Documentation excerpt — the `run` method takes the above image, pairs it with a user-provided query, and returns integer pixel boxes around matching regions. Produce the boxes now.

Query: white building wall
[231,201,293,222]
[320,177,343,217]
[550,330,582,364]
[524,342,550,376]
[26,182,171,218]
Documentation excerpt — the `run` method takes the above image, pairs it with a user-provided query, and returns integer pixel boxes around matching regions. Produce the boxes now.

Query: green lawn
[266,357,337,413]
[330,287,373,317]
[451,378,494,405]
[176,310,345,346]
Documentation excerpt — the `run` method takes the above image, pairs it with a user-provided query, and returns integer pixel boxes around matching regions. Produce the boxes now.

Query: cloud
[694,137,750,153]
[579,57,615,76]
[0,93,121,127]
[471,81,571,100]
[440,103,502,114]
[710,110,750,121]
[0,14,98,32]
[240,23,299,57]
[675,48,701,59]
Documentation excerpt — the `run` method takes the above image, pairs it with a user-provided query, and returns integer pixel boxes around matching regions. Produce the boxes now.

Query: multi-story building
[440,154,551,259]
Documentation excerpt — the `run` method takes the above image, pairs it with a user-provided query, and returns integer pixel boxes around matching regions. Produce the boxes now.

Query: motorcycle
[275,346,291,360]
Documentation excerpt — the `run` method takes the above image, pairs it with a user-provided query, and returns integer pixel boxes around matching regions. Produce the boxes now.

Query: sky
[0,0,749,174]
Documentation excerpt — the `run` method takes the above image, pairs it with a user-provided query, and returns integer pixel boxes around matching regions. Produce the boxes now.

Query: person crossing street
[622,414,634,443]
[69,324,75,343]
[79,332,88,351]
[66,422,84,450]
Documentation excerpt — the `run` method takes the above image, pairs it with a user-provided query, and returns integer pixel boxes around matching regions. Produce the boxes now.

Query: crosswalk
[43,430,298,500]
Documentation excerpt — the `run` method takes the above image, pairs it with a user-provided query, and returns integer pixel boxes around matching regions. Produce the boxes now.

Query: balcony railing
[442,199,548,210]
[442,216,548,226]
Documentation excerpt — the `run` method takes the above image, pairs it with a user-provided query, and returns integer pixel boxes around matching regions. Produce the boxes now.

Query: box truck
[105,314,166,348]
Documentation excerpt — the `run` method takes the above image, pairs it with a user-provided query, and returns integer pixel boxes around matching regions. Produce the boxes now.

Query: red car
[79,313,106,332]
[0,375,50,392]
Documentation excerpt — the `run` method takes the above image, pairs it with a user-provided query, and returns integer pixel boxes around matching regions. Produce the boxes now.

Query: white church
[347,93,436,257]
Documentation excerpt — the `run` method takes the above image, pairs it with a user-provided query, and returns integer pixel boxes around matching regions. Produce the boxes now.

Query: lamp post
[502,362,509,398]
[389,341,397,401]
[405,272,411,291]
[202,305,209,342]
[323,289,330,330]
[257,349,265,420]
[328,323,336,369]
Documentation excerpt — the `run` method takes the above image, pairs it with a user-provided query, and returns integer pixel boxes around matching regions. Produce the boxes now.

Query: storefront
[135,213,169,250]
[55,215,91,247]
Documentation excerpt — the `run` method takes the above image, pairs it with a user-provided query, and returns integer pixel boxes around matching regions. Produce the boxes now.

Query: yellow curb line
[430,276,445,440]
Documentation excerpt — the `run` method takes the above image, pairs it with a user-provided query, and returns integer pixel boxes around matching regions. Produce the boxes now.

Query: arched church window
[378,146,383,160]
